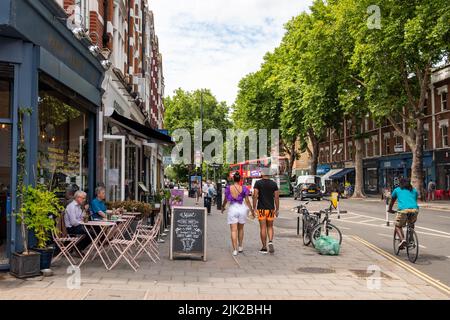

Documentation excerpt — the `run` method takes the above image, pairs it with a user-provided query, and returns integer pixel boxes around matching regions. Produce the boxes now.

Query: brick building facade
[316,65,450,195]
[57,0,168,201]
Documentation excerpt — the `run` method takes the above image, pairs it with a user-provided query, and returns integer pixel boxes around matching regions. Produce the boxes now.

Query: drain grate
[350,269,393,280]
[297,267,336,274]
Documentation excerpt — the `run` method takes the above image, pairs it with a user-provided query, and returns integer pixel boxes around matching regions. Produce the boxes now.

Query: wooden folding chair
[52,211,85,268]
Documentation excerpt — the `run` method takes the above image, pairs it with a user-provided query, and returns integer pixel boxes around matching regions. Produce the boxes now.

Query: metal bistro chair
[133,214,162,263]
[108,218,144,272]
[52,210,85,268]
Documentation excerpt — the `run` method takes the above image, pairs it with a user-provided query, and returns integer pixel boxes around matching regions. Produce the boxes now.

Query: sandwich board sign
[170,206,207,261]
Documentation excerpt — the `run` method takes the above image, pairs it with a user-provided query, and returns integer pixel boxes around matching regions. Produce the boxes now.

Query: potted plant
[10,108,43,278]
[153,191,164,209]
[18,185,63,271]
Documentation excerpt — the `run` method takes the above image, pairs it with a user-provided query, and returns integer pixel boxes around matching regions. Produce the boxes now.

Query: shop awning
[110,111,174,145]
[321,169,342,181]
[329,168,355,180]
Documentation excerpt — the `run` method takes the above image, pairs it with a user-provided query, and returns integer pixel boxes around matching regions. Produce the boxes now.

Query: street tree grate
[349,269,393,280]
[297,267,336,274]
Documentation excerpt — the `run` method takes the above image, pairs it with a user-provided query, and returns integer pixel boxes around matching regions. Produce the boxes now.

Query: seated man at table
[90,186,108,221]
[65,190,91,251]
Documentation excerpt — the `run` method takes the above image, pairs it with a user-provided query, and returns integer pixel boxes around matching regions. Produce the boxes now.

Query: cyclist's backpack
[314,235,340,255]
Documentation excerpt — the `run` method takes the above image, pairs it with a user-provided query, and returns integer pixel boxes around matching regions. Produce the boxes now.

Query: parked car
[294,183,322,201]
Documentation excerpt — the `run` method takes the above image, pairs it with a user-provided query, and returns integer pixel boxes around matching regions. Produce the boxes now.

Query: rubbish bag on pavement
[314,235,340,255]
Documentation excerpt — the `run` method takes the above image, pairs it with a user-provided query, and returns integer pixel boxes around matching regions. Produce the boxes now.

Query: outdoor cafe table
[78,220,118,269]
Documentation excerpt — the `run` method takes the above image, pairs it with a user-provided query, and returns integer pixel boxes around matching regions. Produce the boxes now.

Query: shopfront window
[364,168,378,193]
[125,143,138,200]
[0,79,12,119]
[38,82,90,194]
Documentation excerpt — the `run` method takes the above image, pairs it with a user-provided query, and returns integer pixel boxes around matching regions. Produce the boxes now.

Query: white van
[296,175,322,188]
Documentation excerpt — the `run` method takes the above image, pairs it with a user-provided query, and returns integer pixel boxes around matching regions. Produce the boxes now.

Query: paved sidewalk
[0,193,449,300]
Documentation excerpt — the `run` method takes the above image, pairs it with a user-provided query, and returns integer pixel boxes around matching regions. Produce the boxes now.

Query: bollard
[385,197,390,226]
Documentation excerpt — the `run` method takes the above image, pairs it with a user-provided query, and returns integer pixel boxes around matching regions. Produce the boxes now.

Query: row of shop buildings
[300,65,450,195]
[0,0,172,268]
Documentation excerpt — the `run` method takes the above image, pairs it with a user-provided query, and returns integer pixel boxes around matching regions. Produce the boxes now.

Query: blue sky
[150,0,312,105]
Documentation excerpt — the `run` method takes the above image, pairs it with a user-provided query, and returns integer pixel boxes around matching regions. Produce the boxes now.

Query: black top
[254,178,279,210]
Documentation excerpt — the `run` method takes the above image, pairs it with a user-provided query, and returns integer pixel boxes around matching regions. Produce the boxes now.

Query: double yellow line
[352,235,450,296]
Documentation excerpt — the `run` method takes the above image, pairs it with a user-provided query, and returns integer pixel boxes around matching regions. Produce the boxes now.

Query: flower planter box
[32,247,55,270]
[10,251,41,278]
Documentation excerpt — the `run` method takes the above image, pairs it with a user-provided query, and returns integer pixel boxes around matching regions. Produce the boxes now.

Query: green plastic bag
[314,235,340,255]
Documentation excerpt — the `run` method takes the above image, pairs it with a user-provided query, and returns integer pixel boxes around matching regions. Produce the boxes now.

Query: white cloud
[150,0,312,105]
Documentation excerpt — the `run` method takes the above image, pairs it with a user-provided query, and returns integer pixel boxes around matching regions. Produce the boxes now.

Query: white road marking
[337,226,351,230]
[345,211,450,236]
[337,219,450,239]
[358,219,378,223]
[419,245,427,249]
[415,226,450,236]
[438,215,450,220]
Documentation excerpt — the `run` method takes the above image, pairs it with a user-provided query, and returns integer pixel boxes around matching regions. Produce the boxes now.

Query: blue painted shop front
[378,151,434,190]
[0,0,105,269]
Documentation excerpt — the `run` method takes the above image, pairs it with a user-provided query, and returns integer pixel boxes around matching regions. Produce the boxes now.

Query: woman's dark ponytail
[233,171,241,183]
[399,178,413,191]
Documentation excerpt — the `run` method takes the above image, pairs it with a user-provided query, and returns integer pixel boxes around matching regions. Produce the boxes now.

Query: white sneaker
[232,250,238,256]
[268,241,274,253]
[238,246,243,253]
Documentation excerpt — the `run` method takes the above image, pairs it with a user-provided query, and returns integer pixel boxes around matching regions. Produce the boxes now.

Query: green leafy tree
[350,0,450,197]
[164,89,231,181]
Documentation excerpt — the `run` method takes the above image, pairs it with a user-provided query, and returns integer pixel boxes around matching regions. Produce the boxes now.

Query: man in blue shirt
[90,186,107,220]
[388,178,419,249]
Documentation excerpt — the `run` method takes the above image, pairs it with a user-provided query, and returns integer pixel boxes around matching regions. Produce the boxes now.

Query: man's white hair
[74,191,87,198]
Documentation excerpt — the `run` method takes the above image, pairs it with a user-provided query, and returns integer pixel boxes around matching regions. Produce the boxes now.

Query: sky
[150,0,312,106]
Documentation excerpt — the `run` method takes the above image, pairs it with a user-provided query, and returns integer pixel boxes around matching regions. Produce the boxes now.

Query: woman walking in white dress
[221,172,255,256]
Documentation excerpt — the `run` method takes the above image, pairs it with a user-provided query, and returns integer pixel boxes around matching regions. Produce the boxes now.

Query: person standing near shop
[252,169,279,254]
[427,179,436,201]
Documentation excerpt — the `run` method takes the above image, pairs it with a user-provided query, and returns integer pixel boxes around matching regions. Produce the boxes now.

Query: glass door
[104,135,125,201]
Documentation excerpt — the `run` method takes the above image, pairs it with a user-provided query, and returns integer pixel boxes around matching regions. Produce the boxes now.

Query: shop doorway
[104,135,125,202]
[0,64,13,266]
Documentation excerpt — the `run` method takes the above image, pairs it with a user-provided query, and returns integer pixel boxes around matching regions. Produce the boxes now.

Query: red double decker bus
[228,157,291,196]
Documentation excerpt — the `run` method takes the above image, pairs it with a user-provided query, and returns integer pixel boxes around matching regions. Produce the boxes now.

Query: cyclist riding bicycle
[388,178,419,250]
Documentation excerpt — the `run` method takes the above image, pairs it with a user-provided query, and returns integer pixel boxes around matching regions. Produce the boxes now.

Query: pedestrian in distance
[221,172,254,256]
[252,168,280,254]
[427,179,436,201]
[192,180,201,205]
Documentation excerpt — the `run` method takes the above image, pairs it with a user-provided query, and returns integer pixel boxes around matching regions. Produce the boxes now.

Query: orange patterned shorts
[257,209,276,222]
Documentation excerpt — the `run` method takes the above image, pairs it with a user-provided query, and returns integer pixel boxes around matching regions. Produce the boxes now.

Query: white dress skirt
[227,202,249,225]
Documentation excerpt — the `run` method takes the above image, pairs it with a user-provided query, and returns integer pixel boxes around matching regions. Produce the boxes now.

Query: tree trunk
[288,140,296,178]
[410,119,424,200]
[308,129,319,175]
[352,137,366,198]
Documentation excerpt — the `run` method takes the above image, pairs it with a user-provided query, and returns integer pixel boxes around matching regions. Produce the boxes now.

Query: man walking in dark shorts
[252,169,280,254]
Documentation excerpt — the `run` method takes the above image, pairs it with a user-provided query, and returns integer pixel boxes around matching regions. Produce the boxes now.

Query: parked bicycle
[390,210,419,263]
[292,202,319,246]
[293,200,343,247]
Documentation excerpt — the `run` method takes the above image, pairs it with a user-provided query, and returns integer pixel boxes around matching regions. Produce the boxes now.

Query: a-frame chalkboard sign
[170,206,207,261]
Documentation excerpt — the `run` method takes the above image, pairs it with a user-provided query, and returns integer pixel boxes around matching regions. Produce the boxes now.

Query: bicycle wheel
[393,230,402,256]
[310,223,342,248]
[302,216,312,246]
[406,228,419,263]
